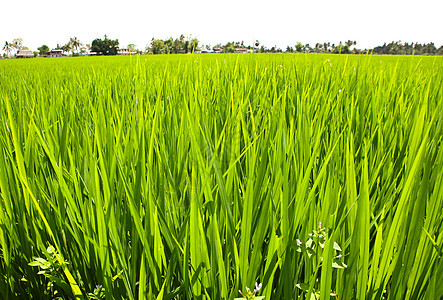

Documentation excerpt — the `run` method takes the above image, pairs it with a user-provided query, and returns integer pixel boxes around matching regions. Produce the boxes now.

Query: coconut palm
[3,41,13,57]
[12,38,23,52]
[70,37,82,54]
[62,43,72,55]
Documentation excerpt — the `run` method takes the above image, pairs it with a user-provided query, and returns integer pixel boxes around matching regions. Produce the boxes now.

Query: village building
[47,49,64,57]
[235,48,253,54]
[16,50,34,58]
[118,48,137,55]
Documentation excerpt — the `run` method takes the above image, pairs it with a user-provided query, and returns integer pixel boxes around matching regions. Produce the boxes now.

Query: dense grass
[0,54,442,299]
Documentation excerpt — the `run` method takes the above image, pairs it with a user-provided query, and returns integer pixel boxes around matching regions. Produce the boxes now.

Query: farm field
[0,54,442,299]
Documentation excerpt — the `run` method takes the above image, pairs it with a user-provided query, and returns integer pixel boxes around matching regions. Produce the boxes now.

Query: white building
[16,50,34,58]
[47,49,64,57]
[118,48,137,55]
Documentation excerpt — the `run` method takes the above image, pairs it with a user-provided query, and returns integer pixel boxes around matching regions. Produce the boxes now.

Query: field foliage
[0,54,442,299]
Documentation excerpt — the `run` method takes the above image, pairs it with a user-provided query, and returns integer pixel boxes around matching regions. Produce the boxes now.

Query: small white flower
[255,282,262,291]
[296,239,302,245]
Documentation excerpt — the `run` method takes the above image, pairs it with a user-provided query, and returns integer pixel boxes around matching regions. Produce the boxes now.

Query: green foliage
[295,223,347,299]
[295,41,303,52]
[373,41,439,55]
[150,38,164,54]
[29,246,82,299]
[0,54,442,299]
[223,42,236,53]
[2,38,23,56]
[148,34,199,54]
[91,35,119,55]
[38,44,50,56]
[331,43,351,54]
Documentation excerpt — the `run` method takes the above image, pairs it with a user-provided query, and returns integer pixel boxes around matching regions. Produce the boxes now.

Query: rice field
[0,53,442,299]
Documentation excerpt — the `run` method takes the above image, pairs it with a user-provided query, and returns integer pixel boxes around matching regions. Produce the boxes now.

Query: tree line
[2,35,443,58]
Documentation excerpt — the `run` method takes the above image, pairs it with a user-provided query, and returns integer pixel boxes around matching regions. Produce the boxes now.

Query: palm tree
[62,43,71,55]
[3,41,13,57]
[70,37,81,54]
[12,38,23,52]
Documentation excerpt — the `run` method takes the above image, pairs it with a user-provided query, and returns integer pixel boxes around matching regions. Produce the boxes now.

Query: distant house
[118,48,137,55]
[235,48,252,54]
[16,50,34,58]
[47,49,64,57]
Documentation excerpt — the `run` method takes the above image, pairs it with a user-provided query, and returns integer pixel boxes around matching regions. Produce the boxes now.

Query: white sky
[1,0,442,52]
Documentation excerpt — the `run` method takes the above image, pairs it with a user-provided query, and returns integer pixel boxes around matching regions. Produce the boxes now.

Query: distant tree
[323,42,328,53]
[255,40,260,48]
[62,43,72,54]
[33,51,38,57]
[223,42,236,53]
[12,38,23,52]
[414,43,422,54]
[128,44,137,52]
[184,40,189,53]
[286,46,294,53]
[422,42,437,55]
[4,38,23,56]
[91,35,119,55]
[212,44,222,51]
[345,40,354,48]
[38,44,50,56]
[332,42,351,54]
[164,38,173,53]
[295,42,303,53]
[70,37,82,54]
[149,38,164,54]
[170,39,179,54]
[389,42,399,55]
[189,37,199,53]
[3,41,14,57]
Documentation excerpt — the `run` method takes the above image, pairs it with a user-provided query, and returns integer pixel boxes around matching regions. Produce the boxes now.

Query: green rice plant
[0,53,442,299]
